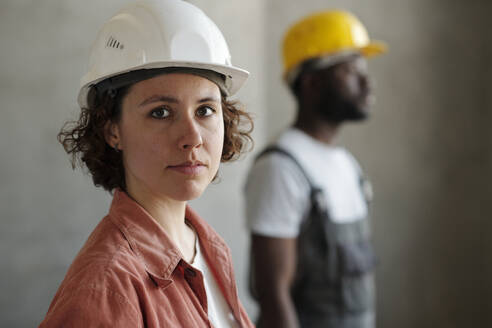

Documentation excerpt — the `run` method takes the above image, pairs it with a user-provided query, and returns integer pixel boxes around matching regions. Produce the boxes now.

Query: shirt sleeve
[39,284,142,328]
[244,152,311,238]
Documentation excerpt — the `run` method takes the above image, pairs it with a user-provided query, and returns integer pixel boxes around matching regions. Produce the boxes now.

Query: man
[245,10,387,328]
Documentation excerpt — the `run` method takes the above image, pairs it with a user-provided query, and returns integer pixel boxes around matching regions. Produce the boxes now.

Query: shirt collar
[107,189,229,287]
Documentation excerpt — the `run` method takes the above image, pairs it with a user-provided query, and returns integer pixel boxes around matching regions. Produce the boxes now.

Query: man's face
[314,55,373,122]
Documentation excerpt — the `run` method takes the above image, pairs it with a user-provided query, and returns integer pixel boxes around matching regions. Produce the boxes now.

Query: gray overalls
[255,147,376,328]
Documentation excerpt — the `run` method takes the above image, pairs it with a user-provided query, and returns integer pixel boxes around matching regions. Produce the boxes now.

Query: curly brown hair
[58,84,254,192]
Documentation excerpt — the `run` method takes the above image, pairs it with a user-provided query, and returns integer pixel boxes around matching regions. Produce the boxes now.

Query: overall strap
[256,145,370,211]
[255,146,317,191]
[255,146,331,214]
[344,150,373,204]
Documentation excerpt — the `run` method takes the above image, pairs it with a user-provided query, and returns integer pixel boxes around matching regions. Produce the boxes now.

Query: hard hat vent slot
[106,36,124,50]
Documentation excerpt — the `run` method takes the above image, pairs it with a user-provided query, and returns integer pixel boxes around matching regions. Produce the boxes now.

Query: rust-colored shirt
[39,190,254,328]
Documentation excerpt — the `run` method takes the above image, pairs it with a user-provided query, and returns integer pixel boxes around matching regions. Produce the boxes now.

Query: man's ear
[104,121,121,150]
[299,72,318,97]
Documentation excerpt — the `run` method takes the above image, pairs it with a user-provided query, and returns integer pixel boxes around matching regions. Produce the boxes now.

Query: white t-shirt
[191,238,239,328]
[244,128,368,238]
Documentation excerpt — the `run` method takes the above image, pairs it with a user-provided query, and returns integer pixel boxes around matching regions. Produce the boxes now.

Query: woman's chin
[167,184,208,202]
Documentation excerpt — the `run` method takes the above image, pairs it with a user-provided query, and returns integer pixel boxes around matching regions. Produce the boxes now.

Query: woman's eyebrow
[139,95,220,107]
[139,95,178,107]
[198,96,220,103]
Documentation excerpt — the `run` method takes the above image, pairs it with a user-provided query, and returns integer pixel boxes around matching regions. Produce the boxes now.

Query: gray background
[1,0,491,327]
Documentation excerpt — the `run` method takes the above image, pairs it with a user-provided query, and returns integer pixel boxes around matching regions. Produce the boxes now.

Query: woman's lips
[168,163,206,175]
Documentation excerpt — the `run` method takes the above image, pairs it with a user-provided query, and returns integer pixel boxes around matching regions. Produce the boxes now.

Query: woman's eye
[196,106,215,117]
[150,107,170,119]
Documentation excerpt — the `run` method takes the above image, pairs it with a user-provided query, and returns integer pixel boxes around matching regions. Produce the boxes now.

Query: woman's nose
[179,117,203,150]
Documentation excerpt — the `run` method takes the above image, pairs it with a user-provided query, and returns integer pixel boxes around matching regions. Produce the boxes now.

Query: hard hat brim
[361,40,388,57]
[78,61,249,108]
[284,40,388,85]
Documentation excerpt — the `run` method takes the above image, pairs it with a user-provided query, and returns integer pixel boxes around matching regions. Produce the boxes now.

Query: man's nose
[359,73,373,93]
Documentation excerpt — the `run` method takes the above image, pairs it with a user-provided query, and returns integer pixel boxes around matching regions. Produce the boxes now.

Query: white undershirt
[191,238,239,328]
[245,128,368,238]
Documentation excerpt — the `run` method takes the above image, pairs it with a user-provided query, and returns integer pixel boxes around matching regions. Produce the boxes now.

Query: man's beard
[317,90,369,123]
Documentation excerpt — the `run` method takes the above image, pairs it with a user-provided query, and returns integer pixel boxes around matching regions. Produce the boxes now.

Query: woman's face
[110,73,224,202]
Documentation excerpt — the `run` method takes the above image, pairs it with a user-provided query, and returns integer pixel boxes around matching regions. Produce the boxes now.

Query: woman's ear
[104,121,121,151]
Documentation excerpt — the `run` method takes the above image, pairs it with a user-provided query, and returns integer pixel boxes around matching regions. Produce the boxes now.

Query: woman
[39,0,254,327]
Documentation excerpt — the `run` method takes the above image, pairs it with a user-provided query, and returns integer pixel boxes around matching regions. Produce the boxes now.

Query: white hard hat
[78,0,249,108]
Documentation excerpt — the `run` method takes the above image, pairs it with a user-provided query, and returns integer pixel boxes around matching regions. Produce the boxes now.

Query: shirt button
[185,267,196,277]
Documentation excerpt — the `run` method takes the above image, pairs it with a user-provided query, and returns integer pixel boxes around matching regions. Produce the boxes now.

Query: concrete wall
[1,0,491,327]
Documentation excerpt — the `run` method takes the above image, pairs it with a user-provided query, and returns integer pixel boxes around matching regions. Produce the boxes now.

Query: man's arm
[251,233,299,328]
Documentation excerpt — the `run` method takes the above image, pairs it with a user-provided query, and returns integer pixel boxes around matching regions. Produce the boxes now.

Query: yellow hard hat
[282,10,387,83]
